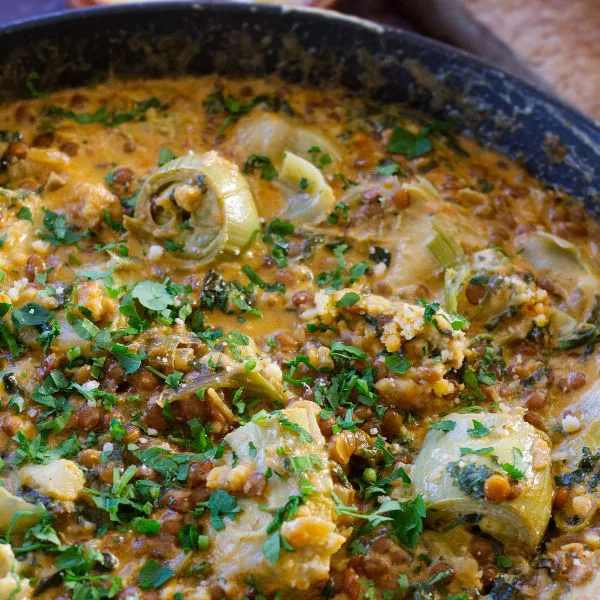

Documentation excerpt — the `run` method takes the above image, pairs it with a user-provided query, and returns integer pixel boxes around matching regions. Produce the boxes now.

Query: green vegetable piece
[384,354,410,375]
[200,489,242,531]
[139,560,174,590]
[387,126,432,158]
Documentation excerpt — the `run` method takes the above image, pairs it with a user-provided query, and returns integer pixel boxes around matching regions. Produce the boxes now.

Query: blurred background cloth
[2,0,599,121]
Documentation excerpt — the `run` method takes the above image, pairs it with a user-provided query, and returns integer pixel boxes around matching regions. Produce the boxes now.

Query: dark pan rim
[1,1,598,140]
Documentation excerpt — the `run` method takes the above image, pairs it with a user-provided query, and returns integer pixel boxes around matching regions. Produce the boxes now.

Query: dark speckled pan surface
[0,2,598,219]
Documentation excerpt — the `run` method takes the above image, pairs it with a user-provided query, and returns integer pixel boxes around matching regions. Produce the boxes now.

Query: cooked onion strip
[167,368,283,405]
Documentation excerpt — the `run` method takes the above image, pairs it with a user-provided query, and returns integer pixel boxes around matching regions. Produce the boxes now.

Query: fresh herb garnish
[44,97,165,128]
[243,155,278,181]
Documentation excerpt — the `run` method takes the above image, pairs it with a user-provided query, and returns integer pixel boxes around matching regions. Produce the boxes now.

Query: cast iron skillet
[0,2,598,220]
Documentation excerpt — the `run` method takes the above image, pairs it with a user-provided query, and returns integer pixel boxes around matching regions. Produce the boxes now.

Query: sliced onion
[126,152,260,267]
[278,152,335,224]
[166,368,283,405]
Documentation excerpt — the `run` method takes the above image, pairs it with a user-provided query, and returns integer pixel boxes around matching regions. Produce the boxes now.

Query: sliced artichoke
[519,231,588,273]
[204,401,345,595]
[554,380,600,468]
[278,152,335,224]
[412,411,552,552]
[125,152,259,267]
[233,113,341,166]
[0,486,41,535]
[552,381,600,532]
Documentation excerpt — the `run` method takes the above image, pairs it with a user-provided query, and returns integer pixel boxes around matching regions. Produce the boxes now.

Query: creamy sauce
[0,75,597,600]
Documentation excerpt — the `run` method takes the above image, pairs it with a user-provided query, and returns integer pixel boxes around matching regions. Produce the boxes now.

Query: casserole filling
[0,75,597,599]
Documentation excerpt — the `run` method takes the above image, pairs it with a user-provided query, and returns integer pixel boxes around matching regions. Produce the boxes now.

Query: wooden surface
[464,0,600,121]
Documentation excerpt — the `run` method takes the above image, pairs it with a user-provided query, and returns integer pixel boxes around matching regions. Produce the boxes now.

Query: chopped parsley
[336,292,360,307]
[243,155,278,181]
[384,354,410,375]
[429,419,456,432]
[387,126,431,158]
[447,463,492,499]
[44,97,166,128]
[41,209,87,245]
[467,419,491,438]
[198,489,242,531]
[138,560,174,590]
[157,145,176,166]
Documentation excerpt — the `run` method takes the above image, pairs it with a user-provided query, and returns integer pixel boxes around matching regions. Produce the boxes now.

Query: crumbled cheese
[147,244,164,261]
[81,380,100,392]
[0,543,31,600]
[372,262,387,277]
[7,278,28,301]
[562,414,581,434]
[31,240,51,254]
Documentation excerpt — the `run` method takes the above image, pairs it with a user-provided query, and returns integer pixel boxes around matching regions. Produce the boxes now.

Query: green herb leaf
[178,524,205,550]
[467,419,490,438]
[26,71,49,99]
[242,155,278,181]
[41,209,87,245]
[131,280,172,311]
[241,265,284,293]
[157,146,176,166]
[131,517,160,535]
[429,420,456,432]
[263,531,286,564]
[460,446,493,456]
[200,489,242,531]
[275,412,314,443]
[330,341,366,361]
[44,97,165,128]
[12,302,51,327]
[336,292,360,307]
[384,354,410,375]
[495,554,513,569]
[16,206,33,222]
[138,560,174,590]
[111,343,142,375]
[387,127,432,158]
[374,160,403,176]
[501,447,527,481]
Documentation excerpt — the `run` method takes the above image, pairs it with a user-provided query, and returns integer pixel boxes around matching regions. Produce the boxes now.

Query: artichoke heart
[278,152,335,224]
[233,113,342,166]
[205,401,346,595]
[519,231,588,274]
[555,381,600,468]
[412,411,552,553]
[126,151,259,267]
[0,486,41,535]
